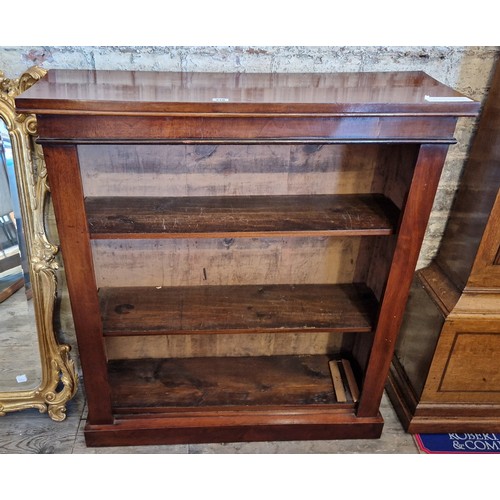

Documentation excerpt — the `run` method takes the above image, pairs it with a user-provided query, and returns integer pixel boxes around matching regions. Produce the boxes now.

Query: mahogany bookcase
[16,70,478,446]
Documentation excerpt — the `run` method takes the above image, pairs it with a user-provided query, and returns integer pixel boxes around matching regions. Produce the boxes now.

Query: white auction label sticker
[424,95,473,102]
[16,374,28,383]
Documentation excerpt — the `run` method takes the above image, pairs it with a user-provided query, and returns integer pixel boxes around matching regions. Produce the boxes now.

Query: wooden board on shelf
[92,354,380,447]
[0,252,21,273]
[86,194,400,239]
[0,276,24,303]
[99,283,378,336]
[108,354,357,410]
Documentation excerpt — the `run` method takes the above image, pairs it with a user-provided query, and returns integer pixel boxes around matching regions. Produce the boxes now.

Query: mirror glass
[0,118,41,391]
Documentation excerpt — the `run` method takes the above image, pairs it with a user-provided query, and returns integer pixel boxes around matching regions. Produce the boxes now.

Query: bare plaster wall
[1,45,499,266]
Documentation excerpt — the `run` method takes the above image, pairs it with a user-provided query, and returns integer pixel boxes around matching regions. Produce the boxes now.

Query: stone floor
[0,381,420,453]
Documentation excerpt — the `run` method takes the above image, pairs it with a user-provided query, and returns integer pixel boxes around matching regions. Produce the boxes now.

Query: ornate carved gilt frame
[0,66,77,421]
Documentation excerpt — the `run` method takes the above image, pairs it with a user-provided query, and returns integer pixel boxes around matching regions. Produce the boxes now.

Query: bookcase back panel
[78,144,387,197]
[104,331,353,359]
[92,237,363,287]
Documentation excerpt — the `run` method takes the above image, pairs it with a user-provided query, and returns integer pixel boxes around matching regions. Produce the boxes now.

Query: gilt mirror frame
[0,66,77,420]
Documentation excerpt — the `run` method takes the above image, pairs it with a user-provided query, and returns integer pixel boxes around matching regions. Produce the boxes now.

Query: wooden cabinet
[387,61,500,433]
[15,70,478,446]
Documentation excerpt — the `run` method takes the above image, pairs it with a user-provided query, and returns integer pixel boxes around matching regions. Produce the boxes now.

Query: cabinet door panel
[422,319,500,403]
[439,333,500,392]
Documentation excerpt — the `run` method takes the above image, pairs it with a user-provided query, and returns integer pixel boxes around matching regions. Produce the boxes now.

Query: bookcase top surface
[16,70,480,116]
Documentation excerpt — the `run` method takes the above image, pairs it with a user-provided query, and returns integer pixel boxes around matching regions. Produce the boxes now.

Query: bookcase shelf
[86,194,400,239]
[16,69,479,446]
[99,283,378,336]
[107,355,358,411]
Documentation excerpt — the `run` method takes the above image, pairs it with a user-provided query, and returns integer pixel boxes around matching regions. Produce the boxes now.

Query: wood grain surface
[99,283,378,336]
[86,194,400,238]
[108,355,346,409]
[16,70,479,116]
